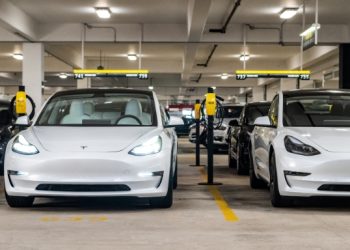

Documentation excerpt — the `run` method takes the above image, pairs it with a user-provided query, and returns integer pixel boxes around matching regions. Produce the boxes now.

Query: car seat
[117,99,143,125]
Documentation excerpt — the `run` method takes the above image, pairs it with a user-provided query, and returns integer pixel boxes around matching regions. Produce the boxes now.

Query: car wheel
[270,152,292,207]
[249,148,265,189]
[236,144,249,175]
[150,171,173,209]
[173,159,178,190]
[5,191,34,208]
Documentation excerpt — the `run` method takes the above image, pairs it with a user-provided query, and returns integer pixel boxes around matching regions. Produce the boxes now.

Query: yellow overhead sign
[236,70,311,80]
[73,69,149,79]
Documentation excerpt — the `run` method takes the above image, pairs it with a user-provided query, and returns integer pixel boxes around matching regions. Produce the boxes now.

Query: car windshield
[220,106,243,118]
[36,92,156,126]
[0,103,9,112]
[284,94,350,127]
[246,105,270,125]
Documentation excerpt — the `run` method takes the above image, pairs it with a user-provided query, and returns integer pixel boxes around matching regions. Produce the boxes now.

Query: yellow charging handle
[16,90,27,115]
[195,103,201,120]
[206,93,216,116]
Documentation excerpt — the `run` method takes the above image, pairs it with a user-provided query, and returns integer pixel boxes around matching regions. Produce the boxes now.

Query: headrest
[83,102,94,116]
[125,99,142,117]
[69,101,84,116]
[286,102,305,115]
[331,102,343,115]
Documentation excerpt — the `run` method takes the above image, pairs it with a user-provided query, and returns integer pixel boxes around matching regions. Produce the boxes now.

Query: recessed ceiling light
[12,53,23,60]
[95,7,111,19]
[240,54,250,62]
[148,86,154,90]
[58,73,68,79]
[128,54,138,61]
[280,8,299,19]
[221,73,229,80]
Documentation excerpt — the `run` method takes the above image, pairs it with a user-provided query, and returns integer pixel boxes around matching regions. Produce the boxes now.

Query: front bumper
[5,149,171,198]
[277,150,350,197]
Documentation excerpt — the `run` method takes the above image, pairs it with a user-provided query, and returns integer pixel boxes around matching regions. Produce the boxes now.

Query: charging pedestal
[199,88,222,186]
[190,99,204,167]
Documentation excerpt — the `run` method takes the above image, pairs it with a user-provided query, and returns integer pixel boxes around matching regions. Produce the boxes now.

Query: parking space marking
[40,216,108,223]
[199,168,239,222]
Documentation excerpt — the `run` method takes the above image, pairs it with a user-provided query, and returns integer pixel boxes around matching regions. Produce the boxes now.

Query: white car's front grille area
[35,184,131,192]
[318,184,350,192]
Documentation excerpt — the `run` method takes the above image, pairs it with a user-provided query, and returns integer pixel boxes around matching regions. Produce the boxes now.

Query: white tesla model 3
[250,89,350,207]
[4,88,177,208]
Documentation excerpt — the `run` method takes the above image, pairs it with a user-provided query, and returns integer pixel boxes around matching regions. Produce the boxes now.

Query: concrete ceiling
[0,0,345,100]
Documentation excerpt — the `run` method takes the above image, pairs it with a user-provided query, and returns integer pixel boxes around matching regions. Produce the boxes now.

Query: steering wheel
[115,115,142,125]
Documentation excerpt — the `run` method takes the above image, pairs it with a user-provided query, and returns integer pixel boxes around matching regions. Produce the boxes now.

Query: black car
[227,101,271,175]
[0,100,12,175]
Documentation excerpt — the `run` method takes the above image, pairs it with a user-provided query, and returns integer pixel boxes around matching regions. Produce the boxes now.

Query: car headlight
[129,136,162,156]
[284,136,320,156]
[12,135,39,155]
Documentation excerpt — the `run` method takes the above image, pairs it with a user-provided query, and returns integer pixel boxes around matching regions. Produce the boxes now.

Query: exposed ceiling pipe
[246,24,285,45]
[197,44,218,67]
[14,32,77,68]
[84,23,117,43]
[209,0,242,33]
[191,74,202,83]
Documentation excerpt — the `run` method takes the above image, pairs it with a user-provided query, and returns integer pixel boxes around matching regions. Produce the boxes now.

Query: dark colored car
[227,101,271,175]
[0,100,12,175]
[176,116,195,136]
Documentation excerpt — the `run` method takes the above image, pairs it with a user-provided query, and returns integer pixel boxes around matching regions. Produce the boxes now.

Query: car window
[219,106,243,119]
[246,105,271,125]
[36,92,156,126]
[268,96,279,127]
[284,94,350,127]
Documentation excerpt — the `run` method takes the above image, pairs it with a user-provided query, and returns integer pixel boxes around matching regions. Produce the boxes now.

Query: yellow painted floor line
[199,168,239,222]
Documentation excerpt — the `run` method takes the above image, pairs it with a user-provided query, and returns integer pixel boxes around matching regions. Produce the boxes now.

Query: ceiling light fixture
[148,86,154,90]
[12,53,23,60]
[279,8,299,19]
[240,54,250,62]
[212,86,217,90]
[95,7,111,19]
[128,54,138,61]
[221,73,229,80]
[300,23,321,37]
[58,73,68,79]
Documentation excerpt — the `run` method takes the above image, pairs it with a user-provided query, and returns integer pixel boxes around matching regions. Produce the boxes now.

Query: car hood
[286,127,350,153]
[31,126,156,152]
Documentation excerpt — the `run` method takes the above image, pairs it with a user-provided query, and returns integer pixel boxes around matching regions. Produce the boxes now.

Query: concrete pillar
[77,78,91,89]
[339,44,350,89]
[280,78,297,91]
[22,43,44,113]
[0,87,4,95]
[252,86,265,102]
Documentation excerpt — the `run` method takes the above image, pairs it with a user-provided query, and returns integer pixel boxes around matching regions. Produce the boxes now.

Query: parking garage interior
[1,0,350,249]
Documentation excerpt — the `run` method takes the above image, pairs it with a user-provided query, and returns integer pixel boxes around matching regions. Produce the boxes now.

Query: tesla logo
[80,146,88,150]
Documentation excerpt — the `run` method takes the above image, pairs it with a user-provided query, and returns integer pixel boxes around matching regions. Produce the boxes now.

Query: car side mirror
[15,115,30,127]
[229,119,239,127]
[253,116,271,127]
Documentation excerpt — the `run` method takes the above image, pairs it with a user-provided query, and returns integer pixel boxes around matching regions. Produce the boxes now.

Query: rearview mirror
[15,115,30,127]
[229,119,239,127]
[254,116,271,126]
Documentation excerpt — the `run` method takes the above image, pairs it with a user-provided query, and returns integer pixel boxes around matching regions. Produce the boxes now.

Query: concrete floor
[1,138,350,249]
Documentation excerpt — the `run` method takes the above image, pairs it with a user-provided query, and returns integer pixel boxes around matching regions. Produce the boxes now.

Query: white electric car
[250,89,350,207]
[4,88,177,208]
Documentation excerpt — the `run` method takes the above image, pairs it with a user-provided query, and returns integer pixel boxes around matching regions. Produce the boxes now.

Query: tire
[5,191,34,208]
[173,160,178,190]
[236,144,249,175]
[249,148,266,189]
[150,171,173,209]
[270,152,292,207]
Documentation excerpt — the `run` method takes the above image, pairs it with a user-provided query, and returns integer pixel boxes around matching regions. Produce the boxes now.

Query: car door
[253,97,279,181]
